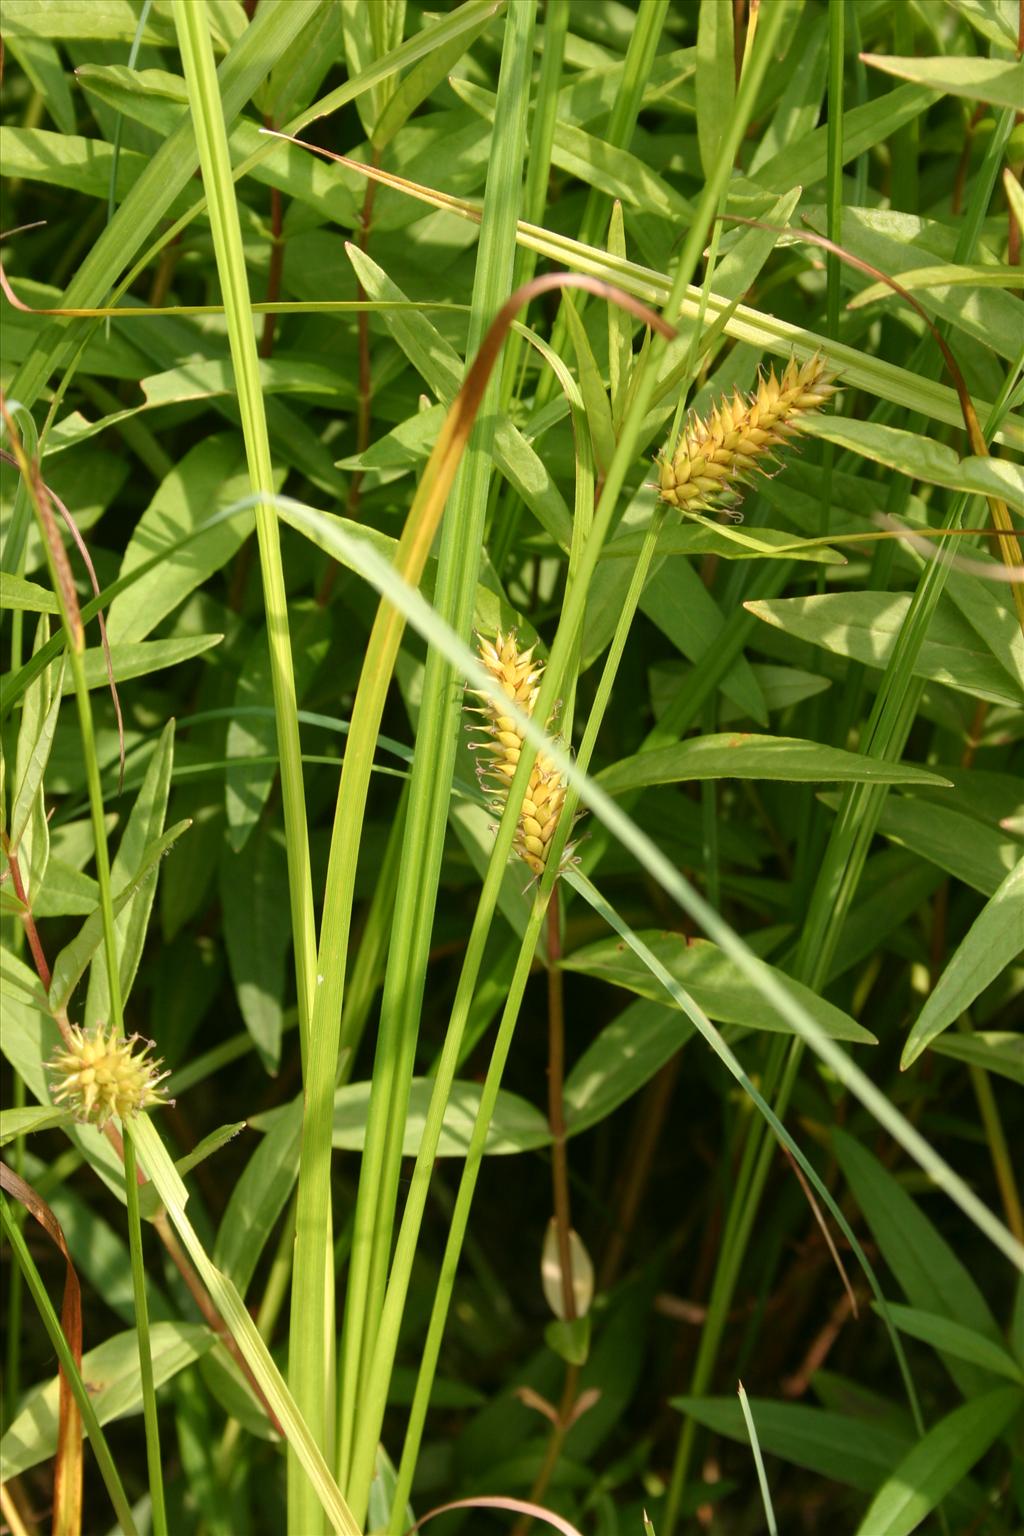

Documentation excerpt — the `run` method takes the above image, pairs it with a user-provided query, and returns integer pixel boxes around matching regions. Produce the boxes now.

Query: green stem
[546,894,576,1323]
[388,898,549,1528]
[337,3,540,1495]
[663,1037,788,1529]
[123,1126,168,1536]
[4,393,166,1536]
[172,4,322,1523]
[513,1364,581,1536]
[1,1195,140,1536]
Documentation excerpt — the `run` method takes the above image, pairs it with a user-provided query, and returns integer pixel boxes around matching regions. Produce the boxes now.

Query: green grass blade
[337,4,538,1514]
[130,1116,360,1535]
[737,1382,778,1536]
[172,2,322,1521]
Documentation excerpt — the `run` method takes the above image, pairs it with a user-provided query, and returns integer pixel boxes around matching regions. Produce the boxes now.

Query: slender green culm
[173,3,321,1525]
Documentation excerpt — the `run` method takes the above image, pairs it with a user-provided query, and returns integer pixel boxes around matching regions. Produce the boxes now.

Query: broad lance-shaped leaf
[746,591,1024,709]
[862,52,1024,113]
[564,997,693,1136]
[672,1395,914,1493]
[226,601,330,852]
[800,415,1024,508]
[86,721,174,1026]
[929,1032,1023,1087]
[104,436,251,645]
[604,520,846,564]
[755,80,938,196]
[0,125,188,207]
[696,0,735,181]
[854,1388,1024,1536]
[0,1105,75,1146]
[0,1321,214,1479]
[5,33,76,135]
[902,857,1024,1069]
[561,290,616,476]
[942,565,1024,699]
[215,1100,303,1296]
[48,821,191,1013]
[0,1,176,43]
[563,933,876,1044]
[10,657,65,850]
[0,573,59,614]
[634,558,767,723]
[33,858,101,919]
[59,635,224,693]
[832,1130,1002,1400]
[221,823,289,1074]
[43,362,344,497]
[864,794,1020,898]
[801,205,1024,367]
[11,617,57,898]
[849,263,1024,310]
[597,733,952,795]
[138,1122,246,1221]
[248,1080,551,1159]
[871,1304,1024,1385]
[7,0,322,414]
[451,74,694,221]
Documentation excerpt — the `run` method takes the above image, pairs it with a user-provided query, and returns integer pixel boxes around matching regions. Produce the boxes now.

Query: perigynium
[468,631,571,879]
[48,1022,171,1128]
[657,354,838,519]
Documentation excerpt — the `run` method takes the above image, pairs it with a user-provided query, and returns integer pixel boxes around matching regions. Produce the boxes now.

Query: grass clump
[1,2,1021,1534]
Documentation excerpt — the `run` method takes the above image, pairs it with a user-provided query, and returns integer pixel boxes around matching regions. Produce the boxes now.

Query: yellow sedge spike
[468,630,571,878]
[48,1022,172,1129]
[657,354,838,519]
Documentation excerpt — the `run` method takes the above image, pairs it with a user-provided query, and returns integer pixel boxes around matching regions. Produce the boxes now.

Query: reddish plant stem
[511,1365,581,1536]
[780,1288,859,1398]
[546,894,576,1323]
[599,1054,682,1291]
[508,900,582,1536]
[2,837,52,995]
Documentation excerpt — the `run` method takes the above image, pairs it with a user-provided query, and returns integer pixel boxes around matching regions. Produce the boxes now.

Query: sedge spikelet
[468,631,570,878]
[48,1022,172,1128]
[657,354,838,519]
